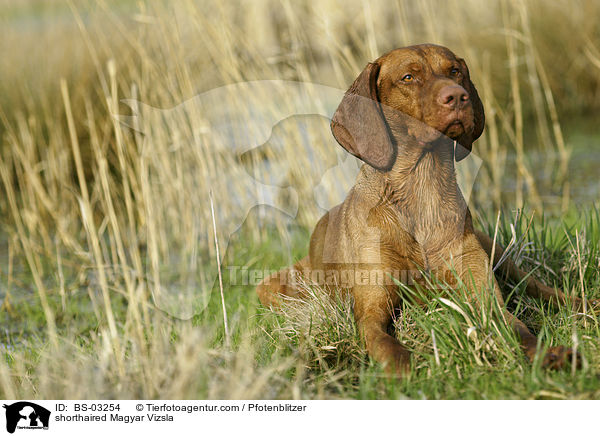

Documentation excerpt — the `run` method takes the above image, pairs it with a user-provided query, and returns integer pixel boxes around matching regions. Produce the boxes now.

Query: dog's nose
[437,85,469,109]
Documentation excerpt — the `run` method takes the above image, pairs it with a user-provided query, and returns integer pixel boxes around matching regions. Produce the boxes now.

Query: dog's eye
[401,74,414,82]
[450,67,460,76]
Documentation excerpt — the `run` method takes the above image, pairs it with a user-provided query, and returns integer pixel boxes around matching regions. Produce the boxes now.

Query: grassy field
[1,0,600,399]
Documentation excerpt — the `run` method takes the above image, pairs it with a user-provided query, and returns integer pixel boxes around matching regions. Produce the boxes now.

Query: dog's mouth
[443,119,465,139]
[408,112,472,145]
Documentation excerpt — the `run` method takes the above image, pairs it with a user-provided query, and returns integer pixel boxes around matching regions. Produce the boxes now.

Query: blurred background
[1,0,599,398]
[2,0,599,213]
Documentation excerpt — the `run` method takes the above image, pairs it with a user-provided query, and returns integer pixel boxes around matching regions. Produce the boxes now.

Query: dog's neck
[380,137,469,250]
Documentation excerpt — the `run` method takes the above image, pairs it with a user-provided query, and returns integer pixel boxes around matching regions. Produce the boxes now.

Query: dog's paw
[541,345,581,370]
[374,335,411,377]
[384,352,411,378]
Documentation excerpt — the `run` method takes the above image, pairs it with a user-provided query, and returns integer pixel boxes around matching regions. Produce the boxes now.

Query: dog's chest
[369,198,467,270]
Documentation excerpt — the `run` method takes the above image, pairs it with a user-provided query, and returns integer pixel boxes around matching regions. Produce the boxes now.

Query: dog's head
[331,44,485,169]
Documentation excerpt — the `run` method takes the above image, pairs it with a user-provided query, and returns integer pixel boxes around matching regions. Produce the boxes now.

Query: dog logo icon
[2,402,50,433]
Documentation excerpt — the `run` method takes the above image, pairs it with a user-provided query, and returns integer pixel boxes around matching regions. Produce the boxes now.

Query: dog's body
[257,44,589,373]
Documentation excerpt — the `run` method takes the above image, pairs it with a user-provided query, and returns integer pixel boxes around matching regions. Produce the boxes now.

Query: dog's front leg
[459,234,578,369]
[353,283,411,375]
[500,310,577,369]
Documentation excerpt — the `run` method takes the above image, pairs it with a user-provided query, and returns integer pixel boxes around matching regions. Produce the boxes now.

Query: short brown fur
[256,44,595,374]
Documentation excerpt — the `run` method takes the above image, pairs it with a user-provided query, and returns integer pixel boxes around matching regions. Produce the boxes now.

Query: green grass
[1,0,600,400]
[2,209,600,399]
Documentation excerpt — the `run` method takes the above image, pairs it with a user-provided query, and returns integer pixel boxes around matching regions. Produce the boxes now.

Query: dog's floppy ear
[331,62,395,171]
[455,58,485,161]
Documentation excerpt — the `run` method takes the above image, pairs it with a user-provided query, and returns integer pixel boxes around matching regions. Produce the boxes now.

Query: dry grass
[1,0,600,399]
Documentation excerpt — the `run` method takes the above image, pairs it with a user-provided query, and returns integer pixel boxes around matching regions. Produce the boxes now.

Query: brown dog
[257,44,590,374]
